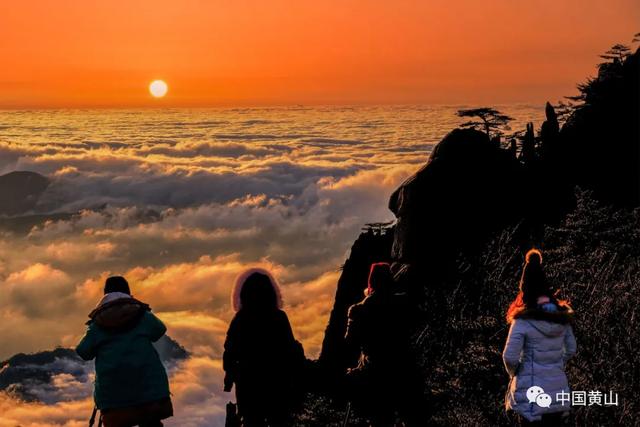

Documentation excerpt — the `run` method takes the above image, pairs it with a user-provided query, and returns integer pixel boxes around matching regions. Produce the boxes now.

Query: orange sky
[0,0,638,108]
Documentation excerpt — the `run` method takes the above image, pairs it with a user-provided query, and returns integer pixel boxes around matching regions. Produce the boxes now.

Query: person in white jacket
[503,249,577,425]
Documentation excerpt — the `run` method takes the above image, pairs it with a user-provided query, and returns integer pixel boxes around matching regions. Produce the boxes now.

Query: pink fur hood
[231,268,283,312]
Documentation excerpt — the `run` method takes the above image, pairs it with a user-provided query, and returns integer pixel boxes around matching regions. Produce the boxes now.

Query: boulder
[388,128,525,271]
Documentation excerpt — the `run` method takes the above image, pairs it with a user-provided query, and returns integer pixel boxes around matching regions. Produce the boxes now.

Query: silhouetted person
[76,276,173,427]
[345,263,426,426]
[503,250,576,426]
[223,269,304,427]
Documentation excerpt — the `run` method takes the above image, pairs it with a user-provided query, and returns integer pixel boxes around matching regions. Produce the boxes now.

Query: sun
[149,80,168,98]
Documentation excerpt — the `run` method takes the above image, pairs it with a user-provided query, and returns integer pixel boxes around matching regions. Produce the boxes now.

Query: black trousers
[101,397,173,427]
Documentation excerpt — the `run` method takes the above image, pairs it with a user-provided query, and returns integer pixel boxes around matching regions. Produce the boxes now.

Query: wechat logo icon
[526,386,552,408]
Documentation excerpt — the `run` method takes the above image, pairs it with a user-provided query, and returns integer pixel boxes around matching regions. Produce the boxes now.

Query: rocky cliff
[318,226,394,375]
[316,45,640,425]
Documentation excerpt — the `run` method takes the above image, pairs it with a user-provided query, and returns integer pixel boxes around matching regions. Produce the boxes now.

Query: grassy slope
[293,190,640,426]
[420,189,640,426]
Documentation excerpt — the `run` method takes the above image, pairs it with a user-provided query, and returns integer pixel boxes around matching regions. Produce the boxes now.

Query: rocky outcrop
[0,171,49,216]
[556,48,639,207]
[387,50,640,275]
[0,336,188,402]
[318,226,394,375]
[313,42,640,426]
[388,128,525,272]
[539,101,560,158]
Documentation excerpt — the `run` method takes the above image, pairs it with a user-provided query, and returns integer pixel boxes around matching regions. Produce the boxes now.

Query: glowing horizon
[0,0,638,108]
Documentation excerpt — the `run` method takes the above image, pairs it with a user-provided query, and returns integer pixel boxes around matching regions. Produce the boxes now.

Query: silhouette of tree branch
[456,107,513,138]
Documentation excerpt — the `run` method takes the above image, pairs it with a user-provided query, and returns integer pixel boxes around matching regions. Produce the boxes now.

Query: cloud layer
[0,106,543,426]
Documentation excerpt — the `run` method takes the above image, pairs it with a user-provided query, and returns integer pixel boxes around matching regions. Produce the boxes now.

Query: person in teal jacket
[76,276,173,427]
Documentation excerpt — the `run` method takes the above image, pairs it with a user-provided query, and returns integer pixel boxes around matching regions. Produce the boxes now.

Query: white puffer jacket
[503,304,577,421]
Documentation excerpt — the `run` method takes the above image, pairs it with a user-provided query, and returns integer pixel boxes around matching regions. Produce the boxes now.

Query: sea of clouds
[0,105,543,426]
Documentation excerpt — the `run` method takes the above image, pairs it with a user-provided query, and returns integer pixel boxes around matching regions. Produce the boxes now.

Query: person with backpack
[76,276,173,427]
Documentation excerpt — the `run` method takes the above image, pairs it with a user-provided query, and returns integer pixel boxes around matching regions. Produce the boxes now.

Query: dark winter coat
[344,289,426,425]
[223,308,302,390]
[76,294,171,410]
[345,290,418,371]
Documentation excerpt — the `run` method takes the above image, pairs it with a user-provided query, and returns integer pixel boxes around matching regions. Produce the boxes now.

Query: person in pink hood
[223,268,305,427]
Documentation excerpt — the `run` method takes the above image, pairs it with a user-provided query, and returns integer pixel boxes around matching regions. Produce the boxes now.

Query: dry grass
[418,189,640,426]
[293,189,639,426]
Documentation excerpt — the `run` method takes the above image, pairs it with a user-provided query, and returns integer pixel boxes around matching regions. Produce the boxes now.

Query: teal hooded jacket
[76,296,171,410]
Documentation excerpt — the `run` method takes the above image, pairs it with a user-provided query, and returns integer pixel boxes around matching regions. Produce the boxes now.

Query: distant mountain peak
[0,170,50,216]
[0,335,189,403]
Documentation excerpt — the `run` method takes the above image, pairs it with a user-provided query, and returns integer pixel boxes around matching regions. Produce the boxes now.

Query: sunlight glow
[149,80,168,98]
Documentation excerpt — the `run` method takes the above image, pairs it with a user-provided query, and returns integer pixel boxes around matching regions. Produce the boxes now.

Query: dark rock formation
[318,226,394,375]
[524,102,575,224]
[556,48,640,207]
[0,213,73,235]
[520,122,536,164]
[539,101,560,158]
[0,335,188,402]
[388,128,525,272]
[314,41,639,426]
[386,49,640,276]
[154,335,190,361]
[0,348,83,401]
[0,171,49,216]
